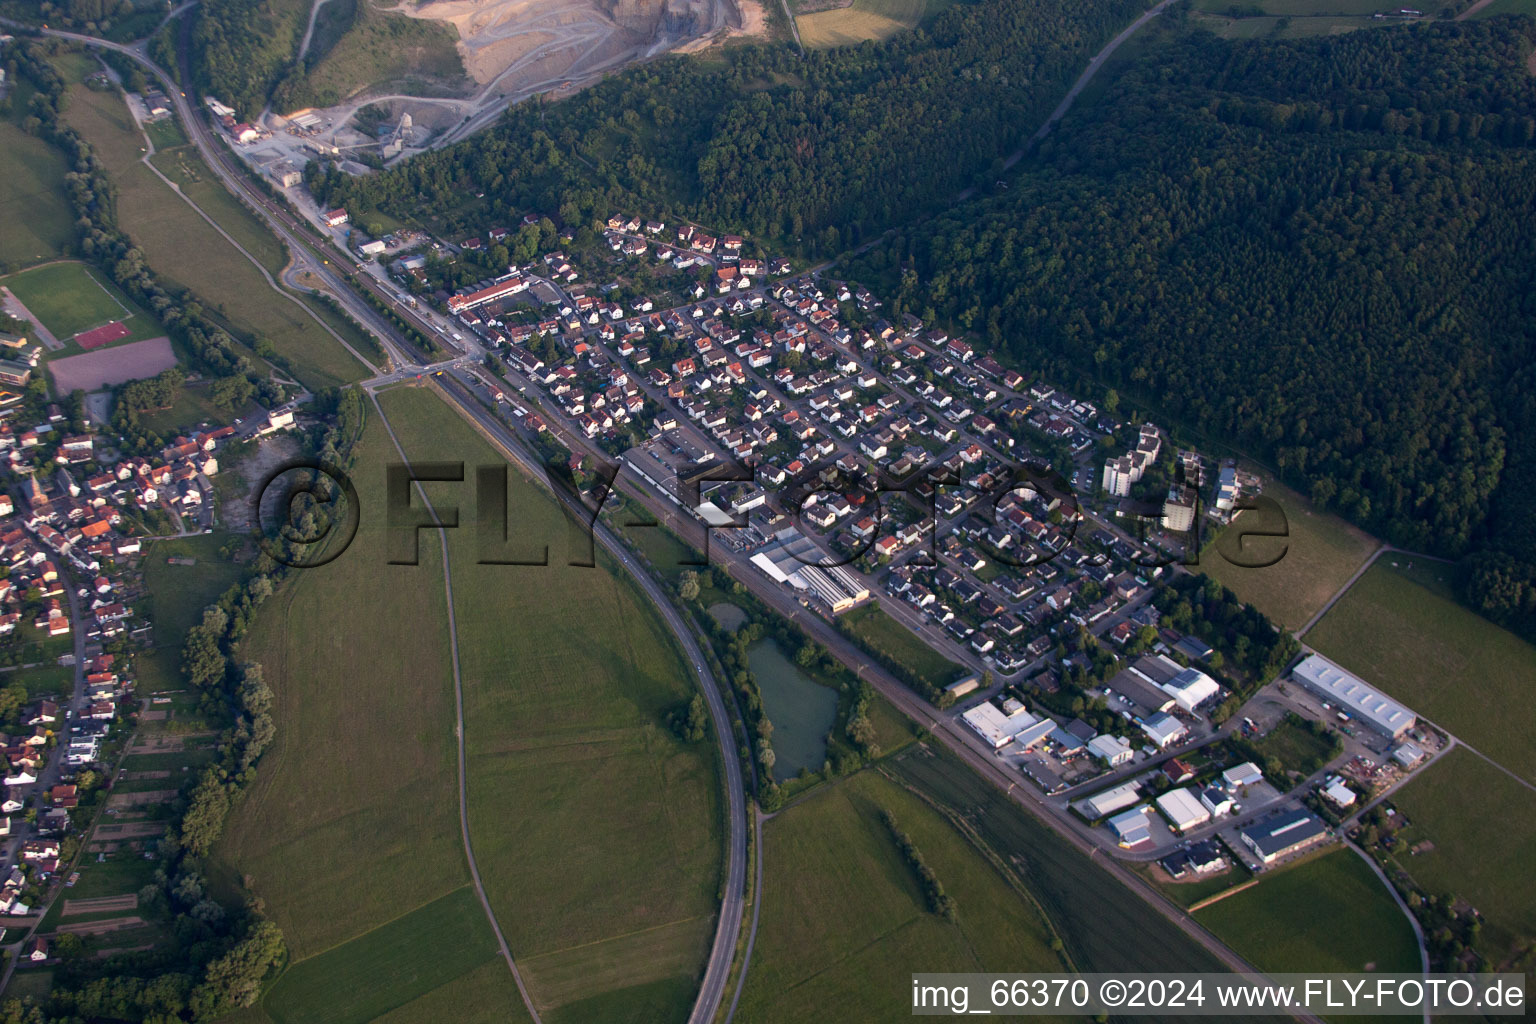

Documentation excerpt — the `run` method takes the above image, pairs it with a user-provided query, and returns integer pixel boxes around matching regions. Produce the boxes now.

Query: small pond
[748,640,839,781]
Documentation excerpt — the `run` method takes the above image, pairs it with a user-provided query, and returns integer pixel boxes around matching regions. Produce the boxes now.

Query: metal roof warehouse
[1291,654,1416,739]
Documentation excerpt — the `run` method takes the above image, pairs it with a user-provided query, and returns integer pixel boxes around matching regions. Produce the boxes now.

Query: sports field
[57,76,368,389]
[735,769,1059,1022]
[263,887,523,1024]
[1205,474,1378,630]
[0,79,75,271]
[1306,559,1536,782]
[1388,748,1536,964]
[376,386,724,1024]
[1,261,143,340]
[796,0,955,47]
[1196,847,1421,973]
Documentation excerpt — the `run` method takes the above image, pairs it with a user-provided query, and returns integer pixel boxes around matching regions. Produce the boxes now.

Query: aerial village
[281,199,1453,894]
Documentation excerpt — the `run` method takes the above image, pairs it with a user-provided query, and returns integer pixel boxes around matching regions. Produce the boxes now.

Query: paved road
[20,16,1292,1009]
[422,374,749,1024]
[468,357,1297,993]
[0,566,92,989]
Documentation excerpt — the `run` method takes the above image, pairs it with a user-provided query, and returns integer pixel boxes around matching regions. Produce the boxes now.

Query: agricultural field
[891,747,1230,974]
[734,768,1061,1023]
[0,79,76,271]
[796,0,960,47]
[261,887,525,1024]
[1387,748,1536,965]
[1306,559,1536,782]
[213,408,470,965]
[843,602,966,693]
[375,386,724,1024]
[56,76,368,389]
[1195,847,1421,973]
[1205,473,1379,630]
[1469,0,1536,16]
[372,960,532,1024]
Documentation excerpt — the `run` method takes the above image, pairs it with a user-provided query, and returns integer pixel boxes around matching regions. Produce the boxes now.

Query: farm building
[1155,787,1211,833]
[1291,654,1416,740]
[1239,808,1330,865]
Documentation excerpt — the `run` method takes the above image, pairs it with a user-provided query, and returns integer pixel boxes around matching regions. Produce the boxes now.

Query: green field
[1196,847,1421,972]
[1469,0,1536,16]
[736,769,1060,1022]
[1189,11,1377,36]
[133,378,253,442]
[892,747,1230,974]
[1206,474,1379,630]
[796,0,958,47]
[1306,560,1536,782]
[1254,714,1341,786]
[0,79,76,271]
[1388,748,1536,964]
[1,260,139,340]
[843,602,966,694]
[376,386,724,1024]
[372,959,531,1024]
[219,386,726,1024]
[262,887,520,1024]
[214,407,469,961]
[58,78,368,389]
[135,533,247,693]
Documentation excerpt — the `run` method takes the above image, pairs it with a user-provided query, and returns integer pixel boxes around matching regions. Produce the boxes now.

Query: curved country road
[419,375,750,1024]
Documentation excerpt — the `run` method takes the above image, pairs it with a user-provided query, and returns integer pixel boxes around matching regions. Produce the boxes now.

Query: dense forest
[847,19,1536,624]
[305,0,1149,251]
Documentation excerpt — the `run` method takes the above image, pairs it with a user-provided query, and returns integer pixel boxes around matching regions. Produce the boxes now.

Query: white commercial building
[1155,787,1212,833]
[1161,667,1220,713]
[961,703,1053,750]
[1140,712,1188,749]
[1088,733,1134,766]
[1222,761,1264,791]
[1291,654,1416,740]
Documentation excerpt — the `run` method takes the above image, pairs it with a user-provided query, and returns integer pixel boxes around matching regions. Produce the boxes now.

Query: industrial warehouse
[1291,654,1417,740]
